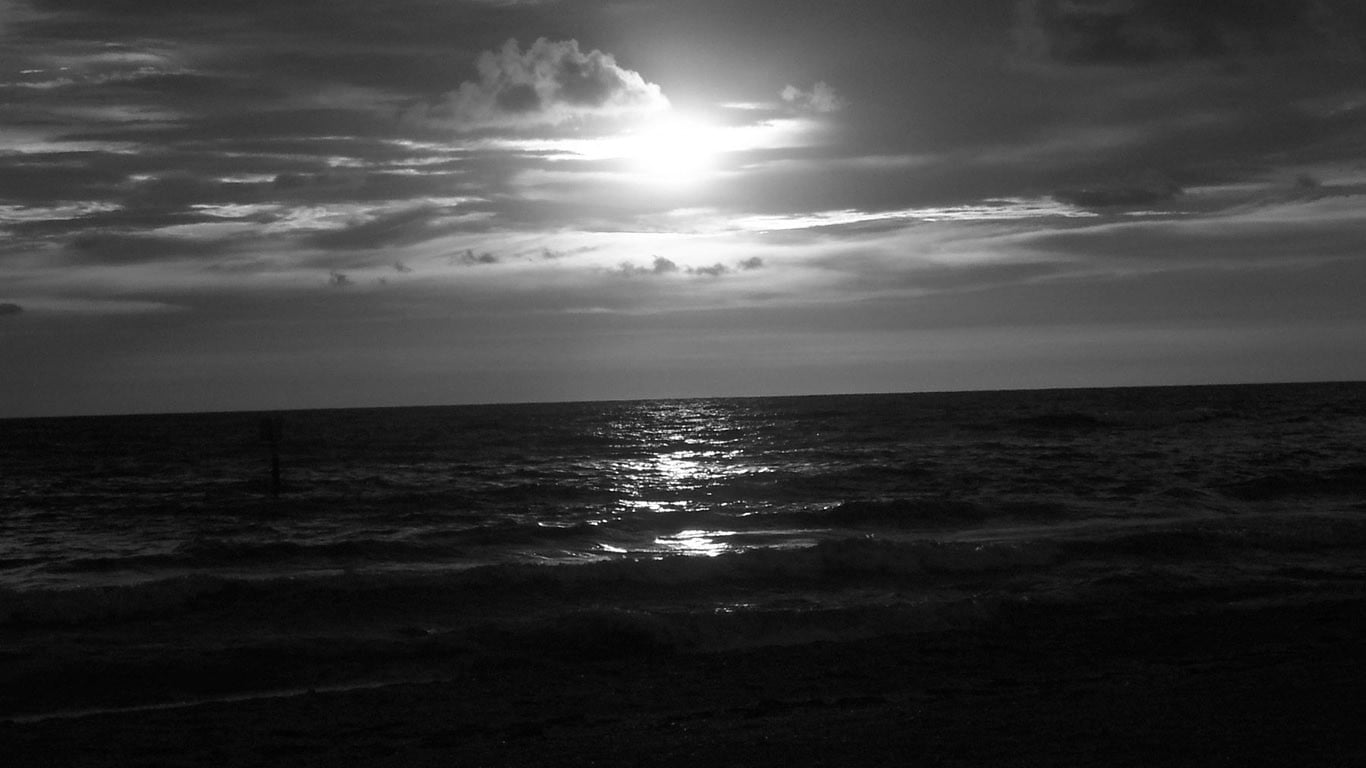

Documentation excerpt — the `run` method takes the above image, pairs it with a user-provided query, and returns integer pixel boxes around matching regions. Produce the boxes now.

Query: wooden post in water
[259,416,283,497]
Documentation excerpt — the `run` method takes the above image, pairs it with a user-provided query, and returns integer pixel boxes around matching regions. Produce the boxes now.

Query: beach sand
[3,598,1362,767]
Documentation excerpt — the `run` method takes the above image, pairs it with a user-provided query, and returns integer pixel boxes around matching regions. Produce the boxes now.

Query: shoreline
[4,597,1362,766]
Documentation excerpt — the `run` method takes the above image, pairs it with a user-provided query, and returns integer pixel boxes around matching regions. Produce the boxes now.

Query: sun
[614,113,727,186]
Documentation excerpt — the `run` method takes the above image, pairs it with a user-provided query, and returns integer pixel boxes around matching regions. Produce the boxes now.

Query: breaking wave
[0,536,1063,629]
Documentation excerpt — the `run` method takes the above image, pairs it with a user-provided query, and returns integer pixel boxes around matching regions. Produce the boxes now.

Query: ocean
[2,382,1365,719]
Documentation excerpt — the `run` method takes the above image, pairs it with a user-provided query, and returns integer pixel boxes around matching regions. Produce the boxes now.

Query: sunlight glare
[654,529,735,557]
[616,114,726,186]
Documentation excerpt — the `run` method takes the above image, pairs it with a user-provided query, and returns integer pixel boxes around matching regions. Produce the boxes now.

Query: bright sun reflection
[601,401,782,561]
[654,529,735,557]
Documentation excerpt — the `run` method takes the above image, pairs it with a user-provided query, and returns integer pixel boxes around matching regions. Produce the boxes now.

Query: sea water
[2,383,1364,715]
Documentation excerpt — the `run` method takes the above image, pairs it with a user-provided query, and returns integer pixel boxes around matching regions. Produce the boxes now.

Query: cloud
[0,298,180,316]
[411,38,668,130]
[274,171,368,196]
[451,248,498,266]
[327,270,352,287]
[0,0,33,36]
[610,255,766,279]
[644,256,678,274]
[688,263,729,277]
[1053,170,1182,209]
[309,206,447,251]
[1004,194,1366,286]
[123,172,258,211]
[64,232,233,265]
[614,256,678,277]
[687,257,766,276]
[1015,0,1366,65]
[781,81,843,113]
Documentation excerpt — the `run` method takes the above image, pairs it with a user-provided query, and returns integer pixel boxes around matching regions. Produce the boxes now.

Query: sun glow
[485,112,808,191]
[616,114,726,186]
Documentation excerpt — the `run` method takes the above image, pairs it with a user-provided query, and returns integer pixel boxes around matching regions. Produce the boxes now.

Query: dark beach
[5,596,1362,767]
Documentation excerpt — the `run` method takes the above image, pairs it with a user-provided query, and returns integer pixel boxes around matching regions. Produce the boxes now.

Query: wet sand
[3,598,1363,767]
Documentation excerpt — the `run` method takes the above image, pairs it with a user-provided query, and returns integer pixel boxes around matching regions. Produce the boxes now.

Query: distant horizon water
[5,376,1362,421]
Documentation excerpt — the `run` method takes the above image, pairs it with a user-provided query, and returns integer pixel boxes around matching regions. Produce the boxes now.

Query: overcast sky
[2,0,1364,416]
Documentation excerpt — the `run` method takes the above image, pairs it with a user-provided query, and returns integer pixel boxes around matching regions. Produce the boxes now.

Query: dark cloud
[327,270,352,287]
[0,302,22,316]
[22,0,490,47]
[271,168,482,206]
[614,256,678,277]
[409,38,667,130]
[0,0,15,31]
[452,248,499,266]
[1016,0,1366,65]
[273,171,368,196]
[0,153,130,205]
[310,206,467,251]
[687,263,729,277]
[1019,204,1366,269]
[123,172,260,211]
[781,81,844,113]
[1053,170,1182,209]
[12,0,605,117]
[144,107,398,144]
[647,256,677,274]
[532,245,599,261]
[698,257,772,276]
[64,232,233,265]
[611,256,762,280]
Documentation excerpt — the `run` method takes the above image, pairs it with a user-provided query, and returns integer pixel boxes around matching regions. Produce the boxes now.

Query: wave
[1060,515,1366,560]
[0,536,1065,628]
[54,539,456,573]
[801,498,1074,527]
[8,512,1363,632]
[50,521,613,574]
[0,574,235,627]
[6,509,1364,718]
[1219,464,1366,501]
[41,493,1081,575]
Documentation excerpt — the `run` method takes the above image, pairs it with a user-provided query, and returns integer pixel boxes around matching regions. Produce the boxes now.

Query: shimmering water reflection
[652,529,736,557]
[603,399,775,519]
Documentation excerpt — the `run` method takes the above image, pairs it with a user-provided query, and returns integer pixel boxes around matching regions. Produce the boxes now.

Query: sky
[2,0,1365,417]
